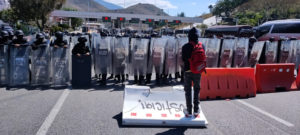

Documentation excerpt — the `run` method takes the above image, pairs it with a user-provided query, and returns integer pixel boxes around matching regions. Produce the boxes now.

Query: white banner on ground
[122,85,208,127]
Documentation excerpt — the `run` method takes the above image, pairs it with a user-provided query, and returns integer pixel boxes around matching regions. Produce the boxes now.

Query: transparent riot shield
[164,37,177,75]
[83,34,91,48]
[248,41,265,67]
[0,45,8,85]
[94,36,113,75]
[91,33,100,75]
[219,39,236,68]
[293,40,300,69]
[147,38,154,75]
[152,38,168,74]
[205,38,221,67]
[71,36,78,51]
[51,47,70,87]
[31,42,51,86]
[199,38,208,46]
[265,41,278,64]
[233,38,249,67]
[130,38,149,76]
[279,40,293,63]
[9,45,30,86]
[113,37,129,75]
[176,37,188,73]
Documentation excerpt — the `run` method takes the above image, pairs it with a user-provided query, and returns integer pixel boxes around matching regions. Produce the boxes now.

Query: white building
[0,0,10,11]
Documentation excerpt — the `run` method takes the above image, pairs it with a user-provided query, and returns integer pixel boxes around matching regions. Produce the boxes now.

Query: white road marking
[237,100,294,127]
[36,89,70,135]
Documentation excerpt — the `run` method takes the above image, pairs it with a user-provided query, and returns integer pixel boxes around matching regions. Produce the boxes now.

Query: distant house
[0,0,10,11]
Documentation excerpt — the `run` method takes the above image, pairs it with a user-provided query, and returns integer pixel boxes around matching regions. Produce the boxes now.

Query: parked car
[255,19,300,41]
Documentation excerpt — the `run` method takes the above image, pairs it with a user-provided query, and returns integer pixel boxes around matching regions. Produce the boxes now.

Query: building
[0,0,10,11]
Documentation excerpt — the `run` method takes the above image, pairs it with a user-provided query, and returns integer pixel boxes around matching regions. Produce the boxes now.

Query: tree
[9,0,66,30]
[212,0,248,17]
[62,7,83,30]
[177,12,185,17]
[0,9,17,24]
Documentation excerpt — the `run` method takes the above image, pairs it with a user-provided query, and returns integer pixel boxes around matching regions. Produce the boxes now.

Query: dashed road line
[36,89,70,135]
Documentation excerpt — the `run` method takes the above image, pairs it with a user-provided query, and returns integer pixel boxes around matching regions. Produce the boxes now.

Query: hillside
[94,0,123,10]
[235,0,300,18]
[63,1,168,16]
[109,3,168,16]
[63,0,108,12]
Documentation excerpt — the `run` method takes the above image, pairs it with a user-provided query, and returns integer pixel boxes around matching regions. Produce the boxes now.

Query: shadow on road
[155,128,188,135]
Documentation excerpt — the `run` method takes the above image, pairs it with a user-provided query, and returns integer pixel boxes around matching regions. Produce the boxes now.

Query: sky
[103,0,218,17]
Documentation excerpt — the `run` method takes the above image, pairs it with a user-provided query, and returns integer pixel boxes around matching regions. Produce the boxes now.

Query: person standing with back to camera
[182,27,206,117]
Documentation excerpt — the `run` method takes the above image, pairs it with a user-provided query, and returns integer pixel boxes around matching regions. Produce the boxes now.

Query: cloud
[103,0,177,9]
[191,2,197,6]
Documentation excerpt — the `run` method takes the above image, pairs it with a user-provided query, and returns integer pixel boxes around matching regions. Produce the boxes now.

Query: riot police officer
[0,31,10,45]
[12,30,28,47]
[32,33,47,50]
[72,36,90,56]
[52,31,68,48]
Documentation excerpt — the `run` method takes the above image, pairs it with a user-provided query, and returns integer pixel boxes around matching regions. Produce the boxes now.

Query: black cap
[1,31,9,37]
[188,27,199,42]
[36,33,45,39]
[78,36,87,43]
[15,30,24,36]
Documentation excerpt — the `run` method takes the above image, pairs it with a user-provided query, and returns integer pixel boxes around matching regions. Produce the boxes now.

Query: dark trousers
[184,72,201,113]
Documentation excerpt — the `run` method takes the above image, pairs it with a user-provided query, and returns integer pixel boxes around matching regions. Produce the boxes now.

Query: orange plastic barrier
[255,64,295,93]
[199,68,256,100]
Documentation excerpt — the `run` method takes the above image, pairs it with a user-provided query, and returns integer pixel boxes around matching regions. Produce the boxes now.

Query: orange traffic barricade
[200,68,256,100]
[255,64,295,93]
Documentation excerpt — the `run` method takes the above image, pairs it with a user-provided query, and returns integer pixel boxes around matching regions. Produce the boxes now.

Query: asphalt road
[0,80,299,135]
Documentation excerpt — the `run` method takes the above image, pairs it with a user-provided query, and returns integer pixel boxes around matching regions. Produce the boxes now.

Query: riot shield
[71,36,78,51]
[219,39,236,68]
[205,38,221,67]
[51,47,70,87]
[176,37,188,73]
[233,38,249,67]
[91,33,100,75]
[265,41,278,64]
[31,42,51,86]
[152,38,168,74]
[130,38,149,76]
[0,45,8,85]
[146,38,154,75]
[72,55,91,88]
[164,37,177,75]
[279,40,293,63]
[9,45,30,86]
[113,37,129,75]
[248,41,265,67]
[199,38,208,46]
[94,36,113,75]
[83,34,91,48]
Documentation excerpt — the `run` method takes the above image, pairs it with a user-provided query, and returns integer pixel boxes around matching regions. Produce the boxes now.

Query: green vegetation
[177,12,185,17]
[8,0,66,30]
[211,0,300,26]
[62,7,83,30]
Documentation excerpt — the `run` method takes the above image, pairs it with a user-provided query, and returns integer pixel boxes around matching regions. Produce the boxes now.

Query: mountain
[110,3,169,16]
[63,0,108,12]
[64,0,169,16]
[94,0,123,10]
